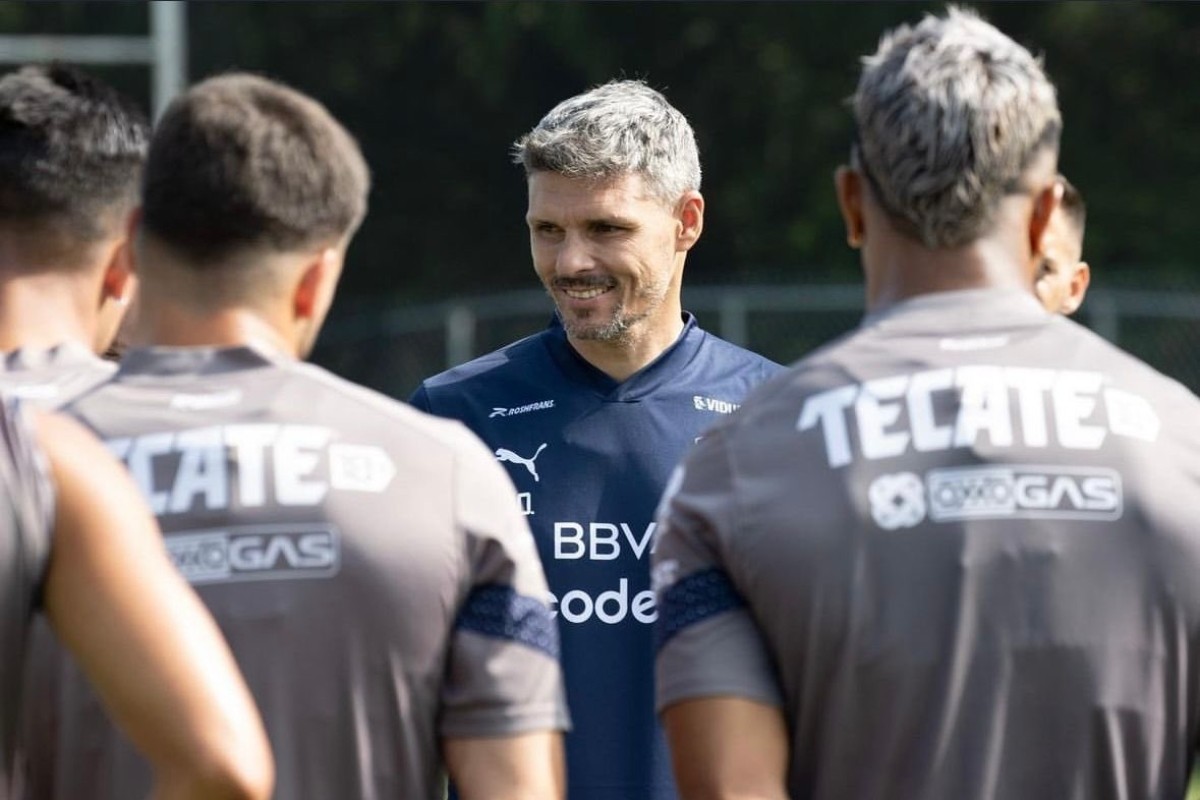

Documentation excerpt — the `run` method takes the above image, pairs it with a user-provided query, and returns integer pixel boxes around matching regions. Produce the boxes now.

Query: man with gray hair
[653,8,1200,799]
[412,80,780,800]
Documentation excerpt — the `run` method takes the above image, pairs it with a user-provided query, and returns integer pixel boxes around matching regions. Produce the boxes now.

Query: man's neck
[0,275,96,352]
[133,302,299,359]
[864,224,1034,314]
[566,312,686,383]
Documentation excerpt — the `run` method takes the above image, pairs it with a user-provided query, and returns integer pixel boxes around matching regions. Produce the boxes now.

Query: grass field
[1190,769,1200,800]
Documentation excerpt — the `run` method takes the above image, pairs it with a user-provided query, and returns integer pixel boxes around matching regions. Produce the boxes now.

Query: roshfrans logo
[489,399,555,418]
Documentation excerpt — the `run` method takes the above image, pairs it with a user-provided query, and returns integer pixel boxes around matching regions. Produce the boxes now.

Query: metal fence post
[446,305,476,369]
[151,2,188,119]
[718,293,749,347]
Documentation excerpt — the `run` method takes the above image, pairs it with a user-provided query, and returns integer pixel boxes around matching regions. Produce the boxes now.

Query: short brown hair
[0,64,148,261]
[142,73,369,263]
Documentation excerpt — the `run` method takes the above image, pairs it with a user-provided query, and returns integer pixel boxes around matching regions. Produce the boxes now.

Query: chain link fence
[313,284,1200,401]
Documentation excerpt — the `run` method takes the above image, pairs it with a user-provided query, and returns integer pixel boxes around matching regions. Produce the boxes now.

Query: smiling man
[411,80,781,800]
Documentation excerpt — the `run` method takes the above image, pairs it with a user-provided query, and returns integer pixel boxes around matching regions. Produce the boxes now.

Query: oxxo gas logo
[867,464,1123,529]
[166,523,340,585]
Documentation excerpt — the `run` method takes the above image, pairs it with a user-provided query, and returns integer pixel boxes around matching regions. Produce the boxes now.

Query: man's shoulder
[285,361,494,454]
[415,330,554,398]
[0,347,117,410]
[692,327,784,375]
[1052,316,1200,409]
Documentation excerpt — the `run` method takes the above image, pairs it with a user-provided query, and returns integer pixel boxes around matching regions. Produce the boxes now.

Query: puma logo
[495,443,548,482]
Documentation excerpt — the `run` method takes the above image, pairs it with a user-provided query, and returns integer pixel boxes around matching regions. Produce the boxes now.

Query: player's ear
[293,246,342,322]
[675,191,704,253]
[1029,181,1063,262]
[835,166,864,248]
[1061,261,1091,316]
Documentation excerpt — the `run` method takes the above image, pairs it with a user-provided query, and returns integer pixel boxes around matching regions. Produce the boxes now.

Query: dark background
[4,2,1198,394]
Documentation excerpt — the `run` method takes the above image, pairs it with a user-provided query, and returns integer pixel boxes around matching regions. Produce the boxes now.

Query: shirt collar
[543,312,705,401]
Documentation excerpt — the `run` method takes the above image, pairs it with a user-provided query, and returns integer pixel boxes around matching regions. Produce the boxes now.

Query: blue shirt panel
[412,315,781,800]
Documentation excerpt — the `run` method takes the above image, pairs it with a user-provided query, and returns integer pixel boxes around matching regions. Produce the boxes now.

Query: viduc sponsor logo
[166,523,340,585]
[693,395,740,415]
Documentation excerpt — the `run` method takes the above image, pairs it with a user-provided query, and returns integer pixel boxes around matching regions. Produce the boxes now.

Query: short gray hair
[852,6,1061,247]
[513,79,701,204]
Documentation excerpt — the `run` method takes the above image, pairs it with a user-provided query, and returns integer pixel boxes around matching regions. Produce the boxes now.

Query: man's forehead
[525,170,661,217]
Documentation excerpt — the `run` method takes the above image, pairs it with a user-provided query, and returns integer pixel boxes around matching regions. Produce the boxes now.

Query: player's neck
[864,231,1034,314]
[132,301,301,360]
[0,273,97,353]
[567,309,685,383]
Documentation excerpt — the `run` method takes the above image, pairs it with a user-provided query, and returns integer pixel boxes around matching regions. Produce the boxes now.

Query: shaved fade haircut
[142,72,370,265]
[513,79,701,205]
[0,64,148,262]
[1058,174,1086,233]
[852,6,1061,248]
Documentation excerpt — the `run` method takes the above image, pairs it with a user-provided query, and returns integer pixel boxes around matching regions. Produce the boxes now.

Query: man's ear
[1029,181,1063,259]
[101,209,140,306]
[675,191,704,253]
[1062,261,1091,316]
[293,247,340,321]
[835,166,865,248]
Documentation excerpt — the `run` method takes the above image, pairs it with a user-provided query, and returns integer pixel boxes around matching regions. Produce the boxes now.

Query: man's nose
[556,232,595,276]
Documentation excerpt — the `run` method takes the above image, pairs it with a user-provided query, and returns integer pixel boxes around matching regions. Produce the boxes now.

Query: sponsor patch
[867,464,1124,529]
[165,523,340,585]
[488,399,555,418]
[927,464,1122,522]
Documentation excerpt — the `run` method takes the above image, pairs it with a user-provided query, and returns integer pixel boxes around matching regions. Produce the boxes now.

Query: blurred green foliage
[2,1,1199,305]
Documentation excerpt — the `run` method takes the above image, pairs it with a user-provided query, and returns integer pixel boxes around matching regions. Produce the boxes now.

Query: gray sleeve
[440,430,569,737]
[4,400,55,607]
[653,427,783,713]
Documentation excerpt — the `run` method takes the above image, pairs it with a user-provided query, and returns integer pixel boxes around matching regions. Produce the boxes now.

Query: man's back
[656,289,1200,799]
[33,345,565,800]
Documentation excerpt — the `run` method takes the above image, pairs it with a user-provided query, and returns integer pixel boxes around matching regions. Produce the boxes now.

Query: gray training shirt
[27,344,567,800]
[655,289,1200,800]
[0,344,115,409]
[0,400,53,793]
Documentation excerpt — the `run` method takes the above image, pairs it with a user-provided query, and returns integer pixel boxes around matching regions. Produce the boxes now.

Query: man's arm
[444,731,565,800]
[34,412,274,800]
[662,697,789,800]
[440,426,568,799]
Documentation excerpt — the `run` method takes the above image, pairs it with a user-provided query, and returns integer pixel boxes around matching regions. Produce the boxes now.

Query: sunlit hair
[513,79,701,205]
[0,64,148,256]
[143,72,370,264]
[852,6,1061,247]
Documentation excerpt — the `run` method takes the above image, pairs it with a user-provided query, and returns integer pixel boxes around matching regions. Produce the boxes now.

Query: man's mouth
[561,285,611,300]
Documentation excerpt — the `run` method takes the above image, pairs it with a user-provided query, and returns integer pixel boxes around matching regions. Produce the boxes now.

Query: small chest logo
[495,443,548,482]
[693,395,740,415]
[488,399,555,418]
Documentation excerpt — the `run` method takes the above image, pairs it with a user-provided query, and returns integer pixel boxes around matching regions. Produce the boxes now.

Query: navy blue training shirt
[411,313,781,800]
